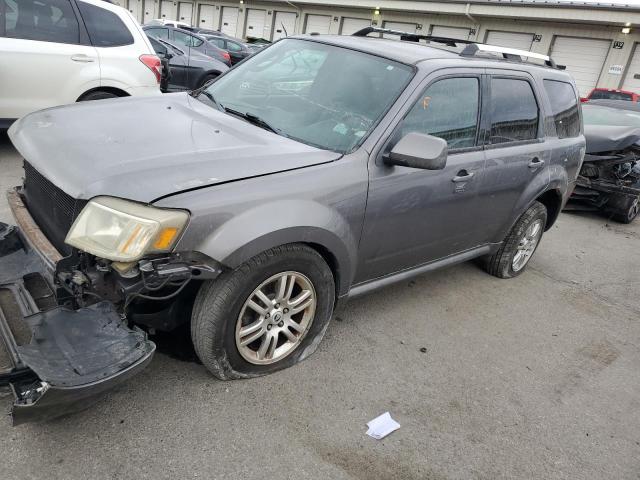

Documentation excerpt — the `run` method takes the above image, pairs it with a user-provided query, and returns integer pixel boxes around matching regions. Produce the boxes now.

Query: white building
[113,0,640,95]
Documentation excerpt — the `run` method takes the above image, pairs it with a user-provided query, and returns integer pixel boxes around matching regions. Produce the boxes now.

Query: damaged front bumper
[0,192,155,425]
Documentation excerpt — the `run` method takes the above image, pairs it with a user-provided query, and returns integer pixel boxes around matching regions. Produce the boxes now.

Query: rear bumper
[0,193,156,425]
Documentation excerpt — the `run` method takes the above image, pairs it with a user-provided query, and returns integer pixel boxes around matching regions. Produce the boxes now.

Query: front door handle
[528,157,545,169]
[452,170,475,182]
[71,54,94,63]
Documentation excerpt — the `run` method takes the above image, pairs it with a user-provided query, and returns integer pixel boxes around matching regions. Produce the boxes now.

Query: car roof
[291,33,567,76]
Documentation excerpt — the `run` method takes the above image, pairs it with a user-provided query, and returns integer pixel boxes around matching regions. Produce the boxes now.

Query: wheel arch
[535,188,563,230]
[76,87,130,101]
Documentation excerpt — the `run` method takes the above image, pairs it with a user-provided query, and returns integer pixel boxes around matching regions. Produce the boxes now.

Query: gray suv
[0,28,585,424]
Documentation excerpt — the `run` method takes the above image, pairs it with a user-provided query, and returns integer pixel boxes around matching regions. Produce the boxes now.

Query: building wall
[121,0,640,93]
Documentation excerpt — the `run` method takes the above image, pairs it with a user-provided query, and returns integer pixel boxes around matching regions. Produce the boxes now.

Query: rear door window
[399,77,480,150]
[77,1,133,47]
[1,0,79,44]
[145,27,169,39]
[489,78,539,145]
[543,80,581,138]
[174,30,203,48]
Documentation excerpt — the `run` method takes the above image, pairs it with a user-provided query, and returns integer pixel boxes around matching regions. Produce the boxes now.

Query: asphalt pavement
[0,132,639,479]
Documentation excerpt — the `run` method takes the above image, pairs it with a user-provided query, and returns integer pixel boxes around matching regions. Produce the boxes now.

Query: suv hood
[8,93,341,203]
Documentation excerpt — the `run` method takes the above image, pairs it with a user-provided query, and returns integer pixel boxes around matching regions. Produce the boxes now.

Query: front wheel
[191,244,335,380]
[482,201,547,278]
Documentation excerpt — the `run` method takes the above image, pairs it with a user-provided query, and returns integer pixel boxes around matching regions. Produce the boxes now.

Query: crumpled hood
[8,93,340,203]
[584,124,640,154]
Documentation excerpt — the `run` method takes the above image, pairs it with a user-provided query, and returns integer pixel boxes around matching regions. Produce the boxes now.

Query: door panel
[198,4,215,29]
[273,11,296,40]
[477,72,550,243]
[143,0,158,24]
[219,7,238,36]
[178,2,192,24]
[304,14,330,34]
[357,74,487,283]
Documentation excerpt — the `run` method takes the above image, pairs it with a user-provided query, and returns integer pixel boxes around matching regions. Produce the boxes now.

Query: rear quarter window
[78,1,133,47]
[543,79,580,139]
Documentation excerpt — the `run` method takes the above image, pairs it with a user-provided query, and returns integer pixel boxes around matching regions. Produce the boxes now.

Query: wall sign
[533,34,542,42]
[608,64,624,75]
[613,41,625,49]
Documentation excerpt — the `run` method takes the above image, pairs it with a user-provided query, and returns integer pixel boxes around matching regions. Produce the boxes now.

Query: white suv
[0,0,162,128]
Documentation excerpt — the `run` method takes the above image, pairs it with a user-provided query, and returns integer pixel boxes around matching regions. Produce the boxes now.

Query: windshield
[201,38,414,153]
[583,104,640,127]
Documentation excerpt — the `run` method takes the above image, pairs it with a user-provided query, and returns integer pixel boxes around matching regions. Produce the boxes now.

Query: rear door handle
[452,170,475,182]
[71,54,94,63]
[528,157,545,169]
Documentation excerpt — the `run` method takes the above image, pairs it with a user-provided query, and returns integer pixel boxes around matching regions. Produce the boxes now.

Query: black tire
[612,196,639,224]
[482,201,547,279]
[78,91,120,102]
[191,244,335,380]
[200,73,218,88]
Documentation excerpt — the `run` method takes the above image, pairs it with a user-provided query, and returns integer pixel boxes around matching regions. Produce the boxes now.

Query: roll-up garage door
[178,2,193,24]
[160,1,177,20]
[273,11,296,40]
[220,7,238,36]
[550,36,611,96]
[143,0,158,25]
[305,14,331,34]
[431,25,470,40]
[246,9,267,39]
[622,44,640,92]
[340,17,370,35]
[128,0,143,22]
[198,4,215,29]
[382,21,416,38]
[486,31,534,52]
[110,0,124,6]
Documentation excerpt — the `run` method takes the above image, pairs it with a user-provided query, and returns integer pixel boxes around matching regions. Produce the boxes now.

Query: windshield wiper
[194,90,224,112]
[223,107,283,136]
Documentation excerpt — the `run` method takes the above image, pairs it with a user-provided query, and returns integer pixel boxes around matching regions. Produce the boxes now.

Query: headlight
[65,197,189,262]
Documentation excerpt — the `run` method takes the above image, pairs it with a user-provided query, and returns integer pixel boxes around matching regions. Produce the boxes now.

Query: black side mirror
[383,132,448,170]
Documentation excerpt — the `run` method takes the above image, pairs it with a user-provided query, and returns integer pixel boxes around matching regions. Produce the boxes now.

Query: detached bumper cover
[1,209,155,425]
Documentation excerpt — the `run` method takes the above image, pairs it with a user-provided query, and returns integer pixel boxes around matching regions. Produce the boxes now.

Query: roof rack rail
[353,26,565,70]
[352,26,474,47]
[460,43,563,69]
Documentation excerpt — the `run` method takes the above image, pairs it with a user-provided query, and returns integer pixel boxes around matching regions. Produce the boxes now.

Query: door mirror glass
[384,132,448,170]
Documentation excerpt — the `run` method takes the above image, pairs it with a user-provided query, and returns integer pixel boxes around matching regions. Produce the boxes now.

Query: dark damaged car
[565,102,640,223]
[0,30,585,424]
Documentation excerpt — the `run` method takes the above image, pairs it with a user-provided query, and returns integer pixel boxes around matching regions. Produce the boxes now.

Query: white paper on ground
[366,412,400,439]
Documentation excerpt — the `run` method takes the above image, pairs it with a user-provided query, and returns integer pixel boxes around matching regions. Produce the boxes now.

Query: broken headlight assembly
[65,197,189,262]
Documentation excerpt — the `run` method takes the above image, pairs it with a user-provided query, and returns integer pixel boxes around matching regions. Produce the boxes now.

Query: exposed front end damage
[0,189,220,425]
[565,126,640,223]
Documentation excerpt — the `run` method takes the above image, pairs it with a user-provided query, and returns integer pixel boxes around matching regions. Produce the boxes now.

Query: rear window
[543,80,581,139]
[77,1,133,47]
[1,0,79,44]
[589,90,633,101]
[489,78,539,144]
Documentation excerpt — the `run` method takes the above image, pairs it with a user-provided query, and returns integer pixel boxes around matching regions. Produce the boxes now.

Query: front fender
[191,200,358,296]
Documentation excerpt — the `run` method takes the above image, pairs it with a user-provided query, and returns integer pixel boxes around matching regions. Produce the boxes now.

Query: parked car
[565,102,640,223]
[142,25,231,66]
[0,0,161,128]
[581,87,640,103]
[148,37,228,91]
[145,19,190,29]
[0,29,584,424]
[200,34,254,64]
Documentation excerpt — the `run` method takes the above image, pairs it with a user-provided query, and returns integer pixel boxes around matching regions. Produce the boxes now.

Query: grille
[22,162,86,256]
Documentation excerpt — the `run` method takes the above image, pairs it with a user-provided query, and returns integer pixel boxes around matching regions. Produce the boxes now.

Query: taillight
[139,54,162,84]
[222,51,230,61]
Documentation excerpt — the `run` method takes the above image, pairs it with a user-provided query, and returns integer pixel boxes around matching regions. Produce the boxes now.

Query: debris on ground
[366,412,401,440]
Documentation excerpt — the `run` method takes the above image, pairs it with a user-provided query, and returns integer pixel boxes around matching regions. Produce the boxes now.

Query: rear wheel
[78,91,120,102]
[191,244,335,380]
[612,196,639,224]
[482,201,547,279]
